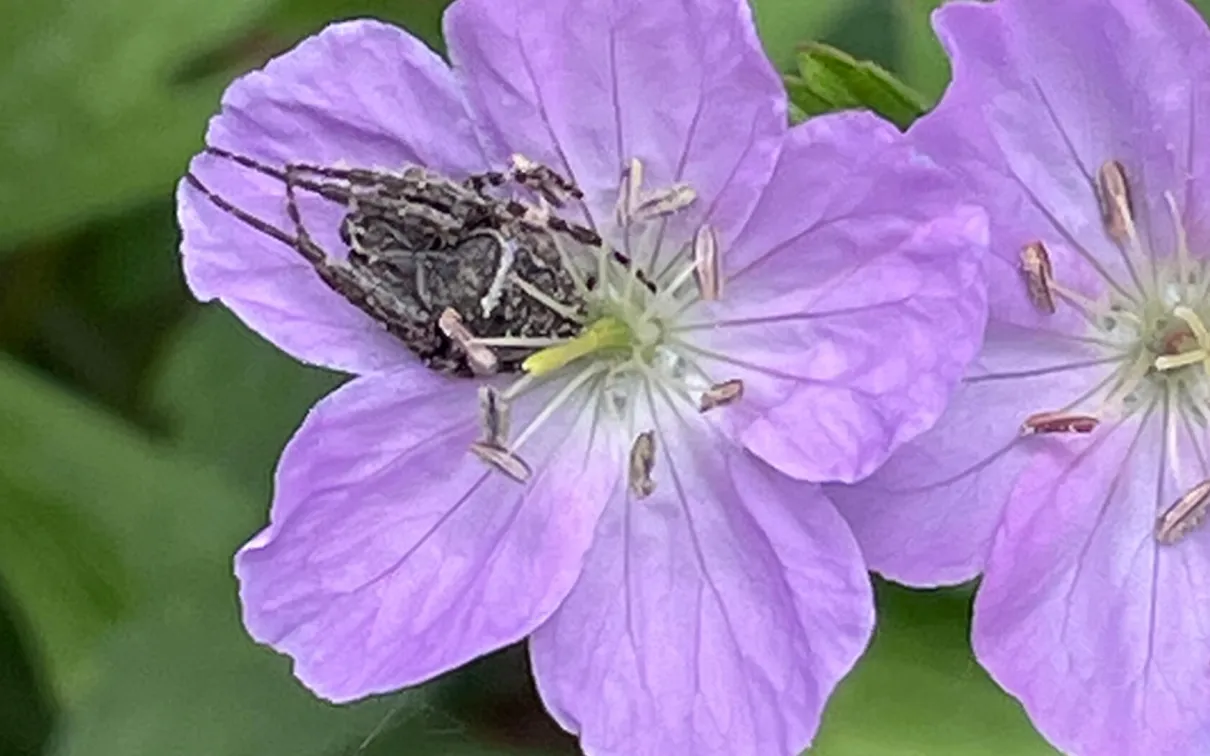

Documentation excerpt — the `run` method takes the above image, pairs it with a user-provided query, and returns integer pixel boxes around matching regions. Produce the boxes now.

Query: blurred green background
[4,0,1183,753]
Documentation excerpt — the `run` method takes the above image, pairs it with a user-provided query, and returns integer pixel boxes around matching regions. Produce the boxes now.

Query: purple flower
[830,0,1210,753]
[176,0,987,753]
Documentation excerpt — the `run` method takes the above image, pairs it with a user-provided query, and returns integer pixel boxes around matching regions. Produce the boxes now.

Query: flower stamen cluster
[465,157,742,491]
[1016,158,1210,544]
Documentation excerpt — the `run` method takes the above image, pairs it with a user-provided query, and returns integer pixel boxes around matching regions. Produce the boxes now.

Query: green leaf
[52,595,421,756]
[0,0,276,249]
[0,582,55,756]
[813,582,1057,755]
[0,479,130,704]
[786,42,929,129]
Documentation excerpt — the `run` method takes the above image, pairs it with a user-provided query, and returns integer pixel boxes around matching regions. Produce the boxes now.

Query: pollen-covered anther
[699,379,744,412]
[1020,241,1057,314]
[1156,478,1210,545]
[1020,410,1099,436]
[470,440,532,484]
[628,430,657,499]
[1096,159,1135,242]
[693,224,721,301]
[631,183,697,223]
[438,307,498,375]
[478,386,510,446]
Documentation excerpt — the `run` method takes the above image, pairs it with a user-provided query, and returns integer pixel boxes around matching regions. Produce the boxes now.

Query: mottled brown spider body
[185,149,600,376]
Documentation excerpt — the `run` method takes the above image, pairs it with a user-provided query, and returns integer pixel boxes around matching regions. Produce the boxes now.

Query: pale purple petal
[829,322,1118,585]
[685,113,987,483]
[974,415,1210,756]
[720,110,899,276]
[529,419,872,756]
[444,0,786,240]
[180,20,486,374]
[236,367,619,702]
[913,0,1210,327]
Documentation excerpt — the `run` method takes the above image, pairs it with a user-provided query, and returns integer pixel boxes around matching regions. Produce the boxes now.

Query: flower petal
[687,114,988,483]
[974,412,1210,756]
[529,416,872,756]
[913,0,1210,324]
[236,367,619,702]
[180,20,486,374]
[828,321,1118,585]
[444,0,785,240]
[721,110,899,276]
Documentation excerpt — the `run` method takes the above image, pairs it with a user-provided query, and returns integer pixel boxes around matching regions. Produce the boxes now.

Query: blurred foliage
[0,581,54,756]
[0,0,1097,754]
[816,583,1053,755]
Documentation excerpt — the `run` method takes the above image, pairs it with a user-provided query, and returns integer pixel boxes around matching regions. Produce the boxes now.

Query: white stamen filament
[508,274,585,322]
[663,254,705,300]
[471,336,569,348]
[546,217,592,297]
[509,361,608,452]
[501,372,538,402]
[1049,280,1116,326]
[1167,191,1193,303]
[1096,350,1153,413]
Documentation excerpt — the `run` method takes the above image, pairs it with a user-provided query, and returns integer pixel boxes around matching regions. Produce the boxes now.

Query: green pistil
[523,316,632,376]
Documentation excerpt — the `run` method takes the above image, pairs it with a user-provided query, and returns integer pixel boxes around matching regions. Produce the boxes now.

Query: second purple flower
[833,0,1210,753]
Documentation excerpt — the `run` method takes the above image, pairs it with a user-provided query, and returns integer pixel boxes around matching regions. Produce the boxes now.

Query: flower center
[1017,159,1210,543]
[466,158,741,494]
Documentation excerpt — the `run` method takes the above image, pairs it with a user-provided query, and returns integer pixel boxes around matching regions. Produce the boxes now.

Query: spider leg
[201,147,358,206]
[184,169,367,308]
[183,171,325,266]
[500,199,602,247]
[465,155,584,209]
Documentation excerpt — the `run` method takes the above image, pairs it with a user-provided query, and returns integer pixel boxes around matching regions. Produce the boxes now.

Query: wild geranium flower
[831,0,1210,753]
[176,0,987,753]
